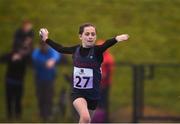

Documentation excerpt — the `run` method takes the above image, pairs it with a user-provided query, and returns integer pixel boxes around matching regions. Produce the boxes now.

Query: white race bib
[73,67,93,89]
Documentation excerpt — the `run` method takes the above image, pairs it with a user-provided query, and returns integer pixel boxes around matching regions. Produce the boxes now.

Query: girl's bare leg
[73,97,91,124]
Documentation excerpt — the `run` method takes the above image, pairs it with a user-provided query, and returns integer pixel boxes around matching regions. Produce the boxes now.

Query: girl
[39,23,129,123]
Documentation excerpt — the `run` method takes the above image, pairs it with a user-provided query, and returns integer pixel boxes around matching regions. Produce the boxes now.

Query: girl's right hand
[39,28,49,42]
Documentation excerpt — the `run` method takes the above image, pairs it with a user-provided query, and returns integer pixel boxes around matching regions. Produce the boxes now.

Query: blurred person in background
[92,39,115,123]
[32,41,61,121]
[13,19,34,53]
[0,39,31,120]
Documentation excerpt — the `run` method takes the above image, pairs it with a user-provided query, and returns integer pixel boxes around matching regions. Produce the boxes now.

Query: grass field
[0,0,180,122]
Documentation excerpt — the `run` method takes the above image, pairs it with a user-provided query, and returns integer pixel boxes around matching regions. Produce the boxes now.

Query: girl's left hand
[115,34,129,42]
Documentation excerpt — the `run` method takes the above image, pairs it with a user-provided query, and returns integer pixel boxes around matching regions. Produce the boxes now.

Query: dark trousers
[35,80,54,121]
[99,86,110,122]
[5,82,23,119]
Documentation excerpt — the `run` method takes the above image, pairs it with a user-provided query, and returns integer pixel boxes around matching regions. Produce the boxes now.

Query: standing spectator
[92,39,115,123]
[13,19,34,52]
[32,42,61,121]
[0,42,30,119]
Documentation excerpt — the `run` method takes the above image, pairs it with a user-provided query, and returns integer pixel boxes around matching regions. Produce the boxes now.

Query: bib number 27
[74,76,91,89]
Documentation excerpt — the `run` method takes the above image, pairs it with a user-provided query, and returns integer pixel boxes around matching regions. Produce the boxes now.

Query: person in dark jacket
[13,20,34,52]
[0,41,30,119]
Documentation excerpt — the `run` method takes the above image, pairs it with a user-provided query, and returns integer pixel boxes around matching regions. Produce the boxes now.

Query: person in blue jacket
[32,42,61,121]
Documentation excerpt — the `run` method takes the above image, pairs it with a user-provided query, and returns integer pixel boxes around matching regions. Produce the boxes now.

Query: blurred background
[0,0,180,123]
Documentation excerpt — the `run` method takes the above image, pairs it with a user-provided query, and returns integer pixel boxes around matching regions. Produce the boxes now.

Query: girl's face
[79,26,97,48]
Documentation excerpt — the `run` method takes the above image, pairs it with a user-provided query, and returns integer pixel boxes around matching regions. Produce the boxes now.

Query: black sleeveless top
[72,46,102,100]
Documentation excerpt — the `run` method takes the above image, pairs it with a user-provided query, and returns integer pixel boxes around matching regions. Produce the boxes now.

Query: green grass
[0,0,180,122]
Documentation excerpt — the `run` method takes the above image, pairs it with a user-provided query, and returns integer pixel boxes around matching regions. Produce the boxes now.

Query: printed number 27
[75,76,90,88]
